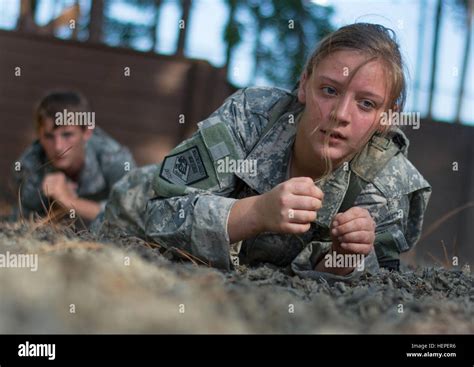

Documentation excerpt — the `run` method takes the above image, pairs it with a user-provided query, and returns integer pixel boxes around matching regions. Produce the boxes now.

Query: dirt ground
[0,221,473,334]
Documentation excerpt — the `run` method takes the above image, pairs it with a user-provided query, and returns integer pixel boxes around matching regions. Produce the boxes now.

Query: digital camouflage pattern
[94,87,431,283]
[13,127,136,219]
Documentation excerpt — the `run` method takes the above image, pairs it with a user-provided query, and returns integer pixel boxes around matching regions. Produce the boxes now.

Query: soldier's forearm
[59,197,101,222]
[228,196,265,244]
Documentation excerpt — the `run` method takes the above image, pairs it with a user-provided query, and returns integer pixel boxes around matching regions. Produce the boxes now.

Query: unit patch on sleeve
[159,146,209,185]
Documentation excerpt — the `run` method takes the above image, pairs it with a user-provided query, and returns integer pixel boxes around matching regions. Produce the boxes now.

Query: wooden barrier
[0,29,235,201]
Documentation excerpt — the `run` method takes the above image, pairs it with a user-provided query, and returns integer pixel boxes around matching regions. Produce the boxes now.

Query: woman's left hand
[330,206,376,255]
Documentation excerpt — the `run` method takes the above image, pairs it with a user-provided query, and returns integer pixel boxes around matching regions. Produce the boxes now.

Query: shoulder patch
[159,146,208,185]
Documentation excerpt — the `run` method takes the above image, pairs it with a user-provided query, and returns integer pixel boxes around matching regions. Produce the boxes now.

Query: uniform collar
[313,164,351,228]
[235,103,302,195]
[391,127,410,156]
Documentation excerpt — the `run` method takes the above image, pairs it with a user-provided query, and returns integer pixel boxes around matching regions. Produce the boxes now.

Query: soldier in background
[13,91,136,224]
[94,23,431,282]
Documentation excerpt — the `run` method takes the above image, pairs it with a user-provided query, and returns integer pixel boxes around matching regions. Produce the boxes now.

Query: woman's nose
[331,96,352,125]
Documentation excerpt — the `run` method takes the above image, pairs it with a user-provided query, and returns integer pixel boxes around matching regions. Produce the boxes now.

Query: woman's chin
[313,146,347,163]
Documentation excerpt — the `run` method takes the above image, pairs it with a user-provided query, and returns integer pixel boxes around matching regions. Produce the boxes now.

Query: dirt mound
[0,222,472,333]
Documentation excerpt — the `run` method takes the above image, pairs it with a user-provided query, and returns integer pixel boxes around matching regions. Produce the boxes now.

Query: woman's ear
[297,72,308,104]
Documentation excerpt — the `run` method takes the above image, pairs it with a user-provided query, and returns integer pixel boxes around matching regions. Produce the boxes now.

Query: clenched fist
[330,206,376,255]
[255,177,324,234]
[42,172,77,205]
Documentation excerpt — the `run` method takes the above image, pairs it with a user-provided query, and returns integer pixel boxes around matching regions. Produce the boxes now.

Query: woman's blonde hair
[304,22,406,114]
[301,23,407,182]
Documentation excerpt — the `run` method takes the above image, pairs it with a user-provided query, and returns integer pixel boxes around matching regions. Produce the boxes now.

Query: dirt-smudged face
[297,49,389,170]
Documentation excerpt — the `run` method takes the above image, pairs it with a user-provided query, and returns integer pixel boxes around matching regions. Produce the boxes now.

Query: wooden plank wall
[403,121,474,266]
[0,29,235,201]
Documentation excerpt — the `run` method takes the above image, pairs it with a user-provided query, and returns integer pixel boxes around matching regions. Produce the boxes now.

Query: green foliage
[233,0,335,87]
[101,0,334,86]
[223,0,243,52]
[103,0,161,49]
[450,0,472,27]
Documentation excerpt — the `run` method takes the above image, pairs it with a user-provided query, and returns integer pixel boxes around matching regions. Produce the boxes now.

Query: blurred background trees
[15,0,335,88]
[8,0,474,123]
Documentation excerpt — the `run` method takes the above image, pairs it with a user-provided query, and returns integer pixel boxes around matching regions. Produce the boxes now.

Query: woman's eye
[360,100,375,110]
[322,86,337,96]
[62,132,73,139]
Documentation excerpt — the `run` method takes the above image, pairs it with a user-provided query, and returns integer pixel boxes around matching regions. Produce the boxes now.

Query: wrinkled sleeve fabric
[100,147,137,190]
[144,89,266,270]
[145,192,238,269]
[11,146,48,218]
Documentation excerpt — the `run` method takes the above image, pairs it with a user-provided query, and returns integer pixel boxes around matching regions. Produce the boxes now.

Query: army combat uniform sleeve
[99,146,137,190]
[363,155,432,269]
[144,88,276,270]
[94,148,136,213]
[11,143,49,218]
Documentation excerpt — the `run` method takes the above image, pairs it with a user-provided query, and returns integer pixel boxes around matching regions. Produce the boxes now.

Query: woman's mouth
[319,129,346,141]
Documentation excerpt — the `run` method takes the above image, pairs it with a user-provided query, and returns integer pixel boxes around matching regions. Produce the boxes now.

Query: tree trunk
[151,0,163,52]
[224,0,237,69]
[88,0,104,43]
[17,0,37,32]
[413,0,427,112]
[176,0,192,57]
[251,17,263,84]
[427,0,442,120]
[71,0,80,40]
[454,0,473,124]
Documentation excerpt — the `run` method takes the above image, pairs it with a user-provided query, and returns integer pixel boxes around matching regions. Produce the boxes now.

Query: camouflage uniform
[13,127,136,220]
[94,87,431,282]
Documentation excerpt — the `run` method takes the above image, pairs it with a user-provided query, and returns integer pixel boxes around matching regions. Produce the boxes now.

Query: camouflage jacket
[95,87,431,283]
[13,127,136,219]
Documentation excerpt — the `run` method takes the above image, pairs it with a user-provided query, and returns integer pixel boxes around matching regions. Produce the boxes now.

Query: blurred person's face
[297,49,390,167]
[38,118,92,174]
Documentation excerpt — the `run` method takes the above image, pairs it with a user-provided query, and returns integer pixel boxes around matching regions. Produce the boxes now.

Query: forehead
[39,118,84,134]
[313,50,387,94]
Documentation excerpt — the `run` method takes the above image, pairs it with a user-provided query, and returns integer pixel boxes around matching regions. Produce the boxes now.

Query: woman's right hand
[255,177,324,234]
